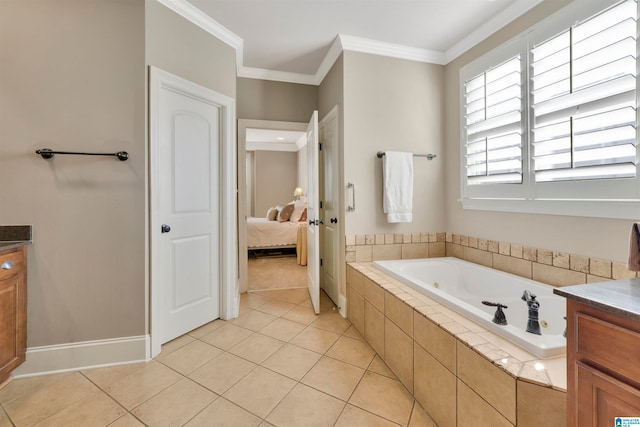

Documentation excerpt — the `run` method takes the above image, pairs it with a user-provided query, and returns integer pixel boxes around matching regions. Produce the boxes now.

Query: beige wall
[297,144,308,194]
[0,0,238,349]
[343,51,445,236]
[0,0,146,346]
[146,0,236,99]
[237,78,318,123]
[443,0,634,263]
[254,151,298,215]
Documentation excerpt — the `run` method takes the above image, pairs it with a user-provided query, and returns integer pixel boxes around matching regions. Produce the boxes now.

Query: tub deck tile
[347,262,568,396]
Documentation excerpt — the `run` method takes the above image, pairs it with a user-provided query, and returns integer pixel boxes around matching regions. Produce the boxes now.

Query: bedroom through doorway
[238,119,309,293]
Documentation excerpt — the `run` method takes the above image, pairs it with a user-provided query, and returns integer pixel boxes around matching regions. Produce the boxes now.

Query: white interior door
[320,107,340,306]
[157,76,221,344]
[306,111,320,314]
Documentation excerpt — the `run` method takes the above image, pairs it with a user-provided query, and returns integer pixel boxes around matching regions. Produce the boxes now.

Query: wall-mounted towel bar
[377,151,435,161]
[35,149,129,161]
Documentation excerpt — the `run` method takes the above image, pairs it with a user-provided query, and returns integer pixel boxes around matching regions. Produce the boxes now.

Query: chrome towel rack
[35,148,129,161]
[377,151,435,161]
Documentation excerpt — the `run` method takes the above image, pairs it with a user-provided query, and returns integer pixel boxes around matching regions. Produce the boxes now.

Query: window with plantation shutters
[464,56,523,185]
[460,0,640,219]
[531,0,637,183]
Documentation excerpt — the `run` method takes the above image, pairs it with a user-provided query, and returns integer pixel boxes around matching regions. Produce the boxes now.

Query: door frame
[237,119,308,294]
[149,67,238,358]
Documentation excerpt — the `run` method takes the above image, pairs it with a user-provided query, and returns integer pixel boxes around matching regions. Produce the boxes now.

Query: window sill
[461,198,640,220]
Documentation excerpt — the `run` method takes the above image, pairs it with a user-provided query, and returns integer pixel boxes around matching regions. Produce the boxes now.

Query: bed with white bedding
[246,217,307,249]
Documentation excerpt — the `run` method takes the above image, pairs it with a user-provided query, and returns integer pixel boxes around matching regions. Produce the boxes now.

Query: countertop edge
[0,241,32,251]
[553,279,640,322]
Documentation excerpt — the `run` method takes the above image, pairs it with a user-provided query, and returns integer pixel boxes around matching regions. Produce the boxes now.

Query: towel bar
[377,151,435,160]
[35,148,129,161]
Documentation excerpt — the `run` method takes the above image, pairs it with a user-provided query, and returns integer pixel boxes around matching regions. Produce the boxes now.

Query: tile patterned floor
[0,288,436,426]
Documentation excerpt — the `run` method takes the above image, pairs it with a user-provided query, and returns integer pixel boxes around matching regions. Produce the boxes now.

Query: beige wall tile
[364,302,385,358]
[590,258,612,278]
[421,233,430,243]
[355,245,373,262]
[498,241,510,255]
[613,261,637,279]
[347,267,366,295]
[478,238,488,251]
[516,381,566,427]
[509,244,523,259]
[552,252,569,269]
[452,234,460,244]
[414,313,456,373]
[458,380,514,427]
[394,234,404,244]
[412,233,422,243]
[428,242,446,258]
[488,240,499,253]
[463,247,493,268]
[356,235,366,245]
[569,255,589,273]
[346,235,356,246]
[523,247,537,261]
[533,263,586,287]
[402,243,428,259]
[385,233,394,244]
[468,236,479,248]
[446,243,464,258]
[372,244,402,261]
[375,234,385,245]
[460,235,469,246]
[363,278,385,313]
[437,232,446,242]
[457,343,516,424]
[445,232,452,243]
[385,292,413,337]
[347,286,365,335]
[384,319,414,393]
[414,344,456,427]
[403,233,412,243]
[346,251,356,263]
[537,249,553,265]
[493,254,532,279]
[366,234,375,245]
[587,274,611,283]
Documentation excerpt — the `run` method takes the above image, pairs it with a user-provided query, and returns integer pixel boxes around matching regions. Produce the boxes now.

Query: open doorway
[238,120,309,293]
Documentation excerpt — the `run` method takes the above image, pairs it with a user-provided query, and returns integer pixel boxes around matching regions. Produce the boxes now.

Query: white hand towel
[628,222,640,271]
[383,151,413,223]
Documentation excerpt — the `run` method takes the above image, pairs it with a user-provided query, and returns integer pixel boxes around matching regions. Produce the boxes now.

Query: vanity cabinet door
[0,247,26,385]
[577,362,640,427]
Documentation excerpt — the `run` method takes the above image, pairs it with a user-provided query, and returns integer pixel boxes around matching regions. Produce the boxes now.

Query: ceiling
[181,0,543,84]
[246,128,307,152]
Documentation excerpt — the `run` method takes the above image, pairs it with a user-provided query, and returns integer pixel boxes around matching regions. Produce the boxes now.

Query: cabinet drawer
[576,313,640,385]
[0,248,25,282]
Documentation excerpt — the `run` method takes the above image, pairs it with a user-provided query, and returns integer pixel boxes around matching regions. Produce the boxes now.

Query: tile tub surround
[346,262,567,427]
[346,231,638,285]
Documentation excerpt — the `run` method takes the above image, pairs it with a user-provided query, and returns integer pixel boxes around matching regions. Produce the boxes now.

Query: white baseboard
[13,335,150,378]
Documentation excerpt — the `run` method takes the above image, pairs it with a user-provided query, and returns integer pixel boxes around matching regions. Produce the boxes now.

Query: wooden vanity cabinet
[567,299,640,427]
[0,246,27,385]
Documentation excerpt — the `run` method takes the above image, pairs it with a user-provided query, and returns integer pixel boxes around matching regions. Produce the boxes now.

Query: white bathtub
[373,257,566,358]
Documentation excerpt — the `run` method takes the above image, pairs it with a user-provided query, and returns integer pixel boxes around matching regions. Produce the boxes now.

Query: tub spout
[521,291,541,335]
[482,301,508,325]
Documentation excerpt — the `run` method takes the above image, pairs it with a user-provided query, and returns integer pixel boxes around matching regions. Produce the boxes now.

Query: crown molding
[444,0,544,63]
[161,0,543,86]
[339,35,447,65]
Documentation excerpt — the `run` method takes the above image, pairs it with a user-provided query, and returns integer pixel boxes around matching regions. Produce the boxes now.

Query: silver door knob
[161,224,171,233]
[1,261,14,270]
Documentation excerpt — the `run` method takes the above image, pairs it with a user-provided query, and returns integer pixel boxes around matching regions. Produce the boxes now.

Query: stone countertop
[0,225,33,252]
[553,278,640,322]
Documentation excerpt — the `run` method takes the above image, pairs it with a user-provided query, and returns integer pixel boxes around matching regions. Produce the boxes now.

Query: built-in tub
[373,257,566,358]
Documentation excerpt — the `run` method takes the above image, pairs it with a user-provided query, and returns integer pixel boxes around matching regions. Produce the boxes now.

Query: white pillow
[289,200,307,222]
